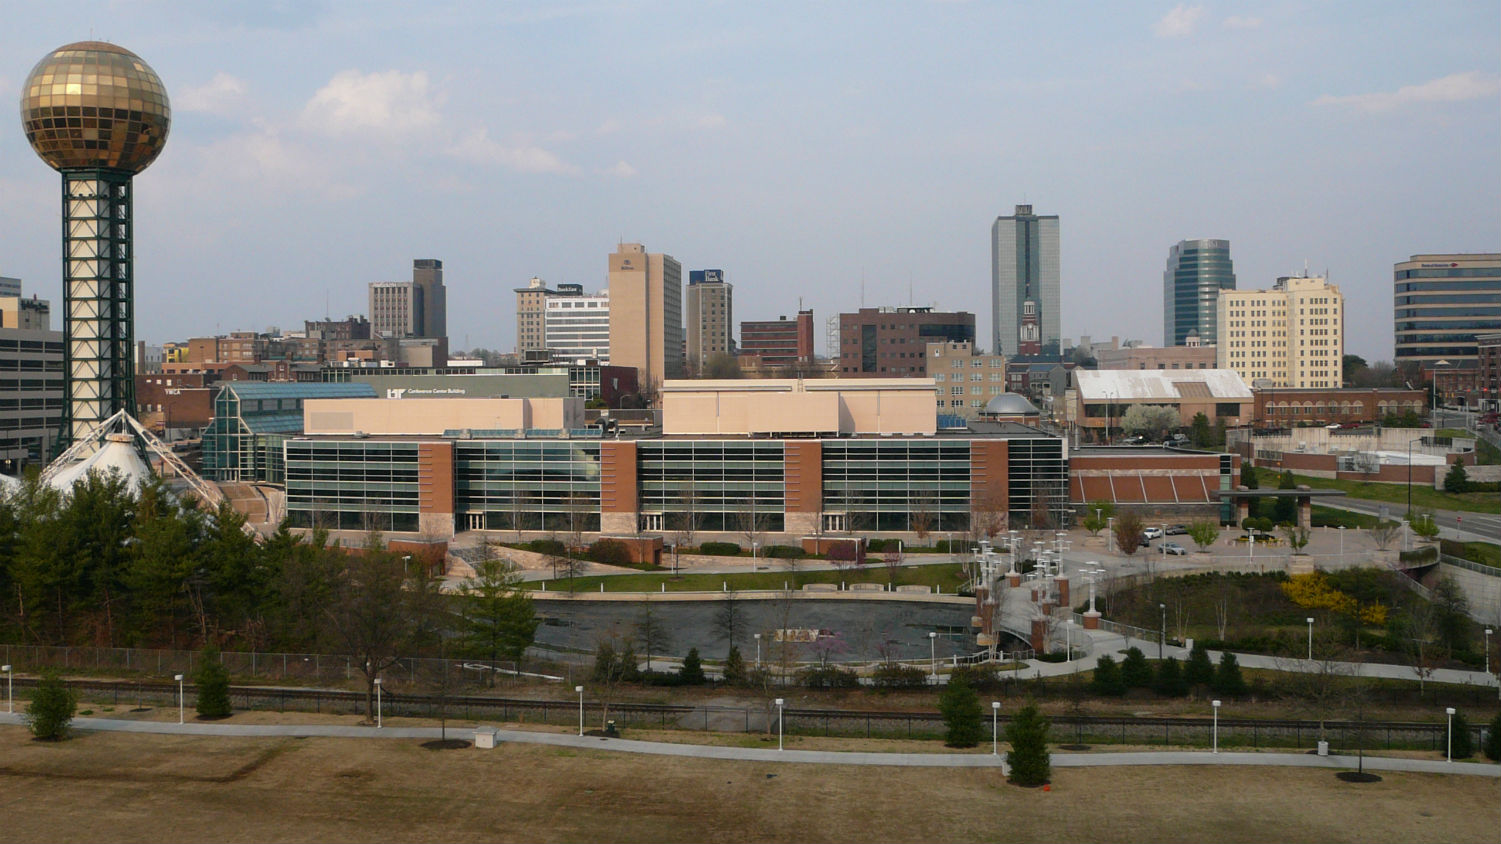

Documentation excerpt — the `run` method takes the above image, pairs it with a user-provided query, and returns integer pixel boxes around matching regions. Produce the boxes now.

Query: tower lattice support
[60,168,135,450]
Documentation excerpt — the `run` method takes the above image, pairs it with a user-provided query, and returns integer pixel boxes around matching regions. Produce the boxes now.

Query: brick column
[600,441,638,535]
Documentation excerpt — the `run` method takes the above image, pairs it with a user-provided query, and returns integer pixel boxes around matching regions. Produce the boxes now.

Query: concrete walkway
[2,712,1494,777]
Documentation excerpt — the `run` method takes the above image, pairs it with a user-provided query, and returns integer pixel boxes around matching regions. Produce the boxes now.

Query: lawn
[1283,473,1498,514]
[1310,505,1379,529]
[529,563,969,594]
[1437,429,1500,465]
[0,728,1495,843]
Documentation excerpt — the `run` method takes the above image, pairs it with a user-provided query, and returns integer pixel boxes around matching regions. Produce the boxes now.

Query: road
[1318,497,1501,544]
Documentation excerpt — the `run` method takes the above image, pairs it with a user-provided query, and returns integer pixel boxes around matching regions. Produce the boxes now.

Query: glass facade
[454,441,602,532]
[285,441,421,532]
[1163,239,1235,346]
[1005,437,1069,528]
[638,441,785,533]
[1393,257,1501,366]
[202,382,376,482]
[821,440,971,532]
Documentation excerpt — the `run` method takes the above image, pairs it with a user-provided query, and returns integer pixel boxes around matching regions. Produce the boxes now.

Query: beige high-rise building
[1217,275,1343,389]
[514,277,553,354]
[607,242,682,390]
[685,269,733,373]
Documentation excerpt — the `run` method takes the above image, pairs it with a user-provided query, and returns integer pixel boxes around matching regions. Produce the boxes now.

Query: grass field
[528,563,968,594]
[1283,473,1497,514]
[1437,429,1500,465]
[0,727,1495,843]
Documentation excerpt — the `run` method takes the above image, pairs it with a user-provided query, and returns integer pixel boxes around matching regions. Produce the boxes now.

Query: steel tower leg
[60,169,134,451]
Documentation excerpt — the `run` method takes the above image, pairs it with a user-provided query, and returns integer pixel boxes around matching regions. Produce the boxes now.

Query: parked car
[1161,542,1188,555]
[1142,526,1164,540]
[1165,524,1188,536]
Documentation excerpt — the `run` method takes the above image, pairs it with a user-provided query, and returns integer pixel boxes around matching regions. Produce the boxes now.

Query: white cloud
[1312,71,1501,112]
[177,73,248,115]
[302,69,441,136]
[606,161,638,179]
[1223,15,1262,30]
[1153,4,1205,37]
[445,128,579,175]
[1249,73,1281,90]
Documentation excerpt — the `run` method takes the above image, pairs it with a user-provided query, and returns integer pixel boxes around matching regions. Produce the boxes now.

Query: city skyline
[0,3,1497,361]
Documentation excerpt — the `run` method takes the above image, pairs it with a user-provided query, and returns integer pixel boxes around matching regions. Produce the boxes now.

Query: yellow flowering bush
[1281,572,1387,626]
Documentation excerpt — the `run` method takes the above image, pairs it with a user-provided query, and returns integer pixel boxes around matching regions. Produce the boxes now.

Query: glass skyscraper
[1393,253,1501,368]
[1163,239,1236,347]
[991,205,1060,357]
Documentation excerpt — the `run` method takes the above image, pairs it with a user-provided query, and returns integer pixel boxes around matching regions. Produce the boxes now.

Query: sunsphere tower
[19,42,171,449]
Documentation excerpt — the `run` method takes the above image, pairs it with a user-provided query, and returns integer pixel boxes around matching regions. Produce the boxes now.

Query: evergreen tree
[193,645,232,718]
[1447,711,1474,760]
[1154,656,1188,698]
[1184,642,1215,688]
[617,641,642,681]
[591,640,618,682]
[722,645,747,686]
[1091,654,1126,697]
[1443,463,1470,494]
[1120,647,1153,689]
[1483,711,1501,762]
[457,559,540,683]
[939,675,984,748]
[1004,703,1052,786]
[1212,651,1248,697]
[26,668,77,741]
[1273,470,1297,525]
[679,647,706,685]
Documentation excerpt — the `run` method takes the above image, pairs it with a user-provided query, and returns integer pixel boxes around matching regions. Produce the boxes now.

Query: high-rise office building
[607,243,682,388]
[1217,275,1343,389]
[991,204,1060,357]
[514,278,584,354]
[1163,239,1235,347]
[686,269,733,373]
[1393,253,1501,370]
[741,310,815,367]
[370,259,446,340]
[544,290,610,362]
[838,307,975,377]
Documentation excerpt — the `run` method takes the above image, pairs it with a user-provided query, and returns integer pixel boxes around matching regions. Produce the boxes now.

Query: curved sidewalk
[2,713,1494,777]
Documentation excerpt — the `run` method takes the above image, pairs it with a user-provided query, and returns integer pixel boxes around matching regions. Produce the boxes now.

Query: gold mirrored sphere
[20,41,171,173]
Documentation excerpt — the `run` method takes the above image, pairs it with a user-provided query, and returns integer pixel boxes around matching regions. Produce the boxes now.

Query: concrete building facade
[607,243,683,390]
[1095,343,1217,372]
[544,291,610,362]
[0,326,64,473]
[926,341,1008,417]
[1393,253,1501,371]
[1217,275,1343,389]
[992,204,1060,357]
[685,269,733,373]
[1066,369,1254,440]
[370,259,447,340]
[838,307,975,377]
[740,310,814,368]
[1163,239,1235,347]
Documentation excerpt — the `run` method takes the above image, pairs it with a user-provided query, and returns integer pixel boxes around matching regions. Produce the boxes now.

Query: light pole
[754,633,762,669]
[929,631,938,683]
[991,701,1001,756]
[1338,525,1344,561]
[1212,699,1221,754]
[1065,619,1073,669]
[1306,617,1315,661]
[576,685,585,736]
[402,554,412,577]
[2,664,10,714]
[174,673,184,724]
[374,677,383,729]
[775,698,785,751]
[1445,706,1455,762]
[1486,628,1493,679]
[1158,603,1167,659]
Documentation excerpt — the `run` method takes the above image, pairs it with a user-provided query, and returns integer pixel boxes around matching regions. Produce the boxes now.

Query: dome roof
[983,393,1040,416]
[20,41,171,173]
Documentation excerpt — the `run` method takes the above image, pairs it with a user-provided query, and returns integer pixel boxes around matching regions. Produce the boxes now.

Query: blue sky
[1,1,1497,360]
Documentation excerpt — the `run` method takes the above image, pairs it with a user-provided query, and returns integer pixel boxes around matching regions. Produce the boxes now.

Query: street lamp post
[775,698,785,751]
[1065,620,1073,669]
[1446,706,1456,762]
[374,677,383,729]
[1338,525,1345,561]
[174,673,184,724]
[929,631,938,683]
[1106,517,1114,553]
[2,664,10,714]
[1212,699,1221,754]
[754,633,762,669]
[1485,628,1493,680]
[402,554,412,577]
[991,701,1001,756]
[576,684,585,736]
[1307,617,1315,662]
[1158,603,1167,659]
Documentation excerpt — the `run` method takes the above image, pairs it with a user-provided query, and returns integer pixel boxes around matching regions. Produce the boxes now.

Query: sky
[0,1,1497,362]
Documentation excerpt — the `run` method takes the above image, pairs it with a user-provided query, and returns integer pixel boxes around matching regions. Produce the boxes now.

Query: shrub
[1212,651,1248,697]
[26,669,77,741]
[591,640,618,682]
[1444,462,1470,494]
[699,541,742,557]
[1409,511,1440,541]
[1091,654,1126,697]
[585,539,632,566]
[796,665,860,689]
[1120,647,1153,689]
[871,663,929,690]
[1398,546,1438,564]
[866,538,894,553]
[1154,657,1188,698]
[524,538,567,557]
[1483,711,1501,762]
[950,665,1001,692]
[940,675,985,748]
[1447,711,1474,760]
[1184,642,1215,688]
[1005,703,1052,786]
[760,544,803,559]
[194,646,232,719]
[617,642,642,682]
[722,646,747,686]
[678,647,706,685]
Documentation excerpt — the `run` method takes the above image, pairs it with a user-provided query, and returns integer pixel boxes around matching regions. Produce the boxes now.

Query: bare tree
[970,486,1007,540]
[713,591,743,649]
[909,491,937,543]
[669,487,700,550]
[324,551,421,723]
[1369,520,1401,551]
[736,500,771,556]
[634,603,673,672]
